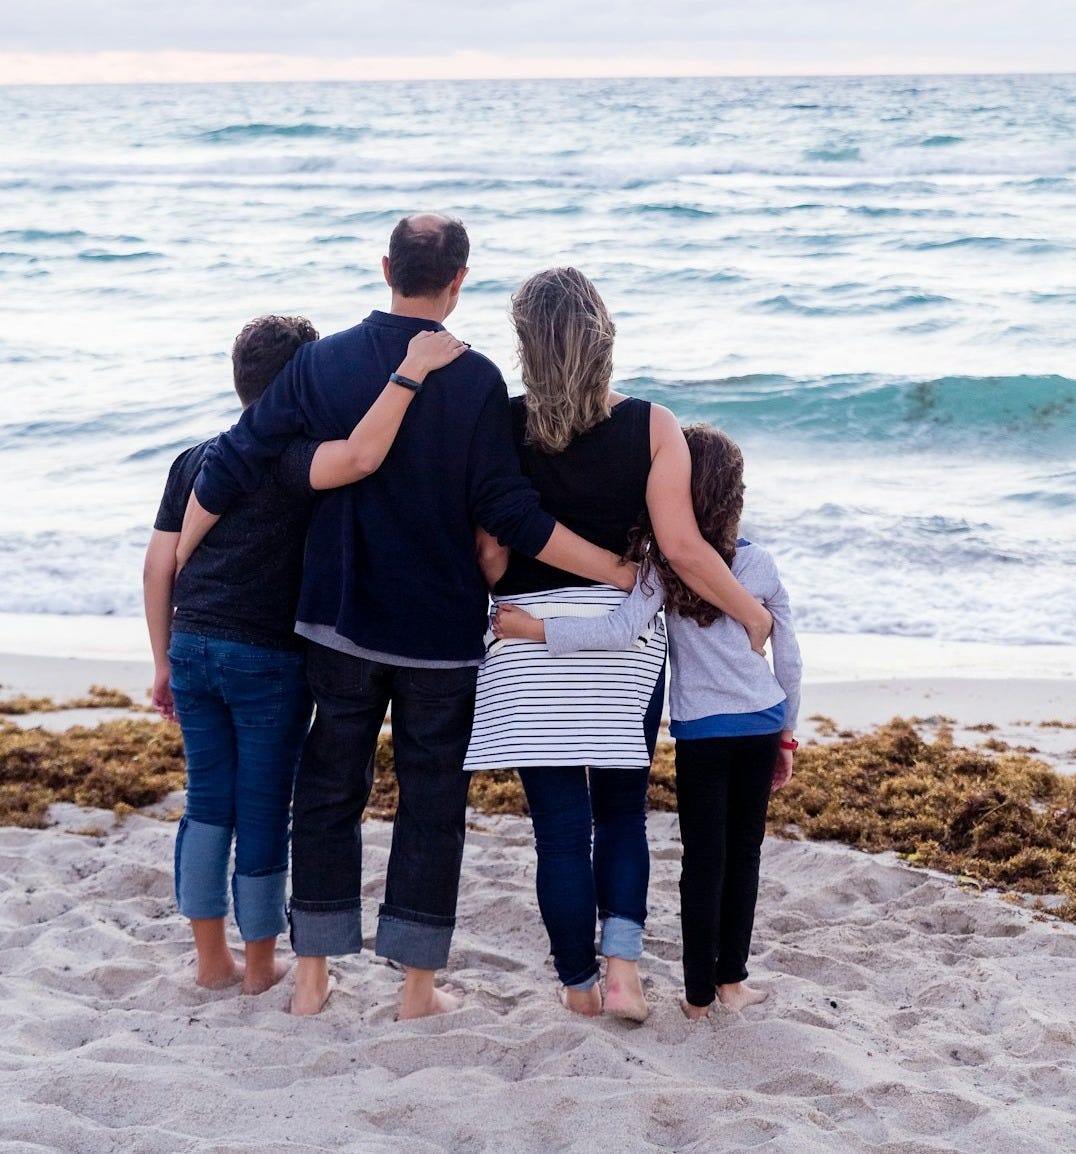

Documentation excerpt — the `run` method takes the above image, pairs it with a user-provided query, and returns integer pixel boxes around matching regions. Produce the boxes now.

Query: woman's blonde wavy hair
[511,267,615,454]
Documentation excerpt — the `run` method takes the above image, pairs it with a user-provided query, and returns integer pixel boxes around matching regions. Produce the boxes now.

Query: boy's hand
[492,603,545,642]
[397,330,469,382]
[152,665,176,721]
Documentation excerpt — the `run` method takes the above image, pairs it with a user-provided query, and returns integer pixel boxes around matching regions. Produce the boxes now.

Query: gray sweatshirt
[544,541,802,730]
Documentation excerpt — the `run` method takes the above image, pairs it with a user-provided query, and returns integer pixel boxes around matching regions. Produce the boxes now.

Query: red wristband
[779,739,798,751]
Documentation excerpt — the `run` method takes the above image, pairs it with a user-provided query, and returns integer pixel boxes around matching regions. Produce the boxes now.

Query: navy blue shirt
[195,311,555,663]
[155,436,317,651]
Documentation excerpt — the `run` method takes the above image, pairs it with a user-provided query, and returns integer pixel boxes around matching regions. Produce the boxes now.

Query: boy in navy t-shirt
[144,314,466,995]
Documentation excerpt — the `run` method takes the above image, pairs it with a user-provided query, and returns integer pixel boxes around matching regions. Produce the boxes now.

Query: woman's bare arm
[475,527,510,589]
[645,404,772,653]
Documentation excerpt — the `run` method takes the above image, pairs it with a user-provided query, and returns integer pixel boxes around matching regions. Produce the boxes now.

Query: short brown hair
[231,315,318,407]
[386,215,470,298]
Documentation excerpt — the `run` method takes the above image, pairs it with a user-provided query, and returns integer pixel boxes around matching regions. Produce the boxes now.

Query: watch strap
[389,371,424,393]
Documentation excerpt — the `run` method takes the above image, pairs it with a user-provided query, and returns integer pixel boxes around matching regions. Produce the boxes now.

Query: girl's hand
[771,747,793,791]
[398,329,469,380]
[492,604,545,642]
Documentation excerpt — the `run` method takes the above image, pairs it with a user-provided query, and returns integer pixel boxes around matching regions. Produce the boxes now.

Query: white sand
[2,613,1075,1151]
[1,805,1074,1154]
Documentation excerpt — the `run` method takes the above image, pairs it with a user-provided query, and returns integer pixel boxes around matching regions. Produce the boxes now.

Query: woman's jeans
[674,732,781,1007]
[518,669,665,989]
[168,633,312,943]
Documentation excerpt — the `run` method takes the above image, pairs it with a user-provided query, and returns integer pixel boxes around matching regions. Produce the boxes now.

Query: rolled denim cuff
[599,914,644,962]
[565,971,600,992]
[232,869,288,943]
[375,907,454,971]
[175,818,231,921]
[290,904,364,958]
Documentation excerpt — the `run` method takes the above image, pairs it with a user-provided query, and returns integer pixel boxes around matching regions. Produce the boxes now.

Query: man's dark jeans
[289,642,477,969]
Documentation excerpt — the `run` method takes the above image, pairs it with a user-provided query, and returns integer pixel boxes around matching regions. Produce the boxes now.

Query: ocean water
[1,75,1073,646]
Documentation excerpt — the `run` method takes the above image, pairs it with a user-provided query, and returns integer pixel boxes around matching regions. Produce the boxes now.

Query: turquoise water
[1,76,1073,643]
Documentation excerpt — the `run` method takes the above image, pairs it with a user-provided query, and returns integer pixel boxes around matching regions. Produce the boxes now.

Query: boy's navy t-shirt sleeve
[153,441,211,533]
[276,437,319,498]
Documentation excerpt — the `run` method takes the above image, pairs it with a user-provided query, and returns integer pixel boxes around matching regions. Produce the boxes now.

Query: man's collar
[364,310,445,331]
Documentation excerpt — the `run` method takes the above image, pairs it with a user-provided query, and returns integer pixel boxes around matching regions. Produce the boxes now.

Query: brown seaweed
[2,714,1073,922]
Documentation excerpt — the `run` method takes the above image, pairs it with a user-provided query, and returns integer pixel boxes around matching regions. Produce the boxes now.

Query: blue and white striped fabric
[463,585,667,772]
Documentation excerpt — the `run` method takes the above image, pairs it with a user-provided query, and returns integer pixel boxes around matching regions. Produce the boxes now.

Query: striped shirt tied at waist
[463,585,667,772]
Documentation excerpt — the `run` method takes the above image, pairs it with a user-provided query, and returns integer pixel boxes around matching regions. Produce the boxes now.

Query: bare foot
[243,957,291,996]
[397,984,461,1021]
[191,917,242,989]
[242,936,291,996]
[559,984,603,1017]
[196,956,242,990]
[680,997,714,1021]
[396,966,463,1020]
[717,982,768,1012]
[604,958,649,1022]
[290,956,333,1016]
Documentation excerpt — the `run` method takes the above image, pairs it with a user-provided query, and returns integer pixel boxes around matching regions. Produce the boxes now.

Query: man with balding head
[190,214,630,1019]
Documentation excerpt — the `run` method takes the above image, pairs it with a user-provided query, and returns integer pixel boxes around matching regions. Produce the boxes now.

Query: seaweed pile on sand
[0,685,147,715]
[762,718,1076,921]
[0,718,185,828]
[3,705,1074,922]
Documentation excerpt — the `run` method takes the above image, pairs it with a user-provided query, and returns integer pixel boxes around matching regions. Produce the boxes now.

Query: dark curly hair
[232,314,319,407]
[627,423,745,627]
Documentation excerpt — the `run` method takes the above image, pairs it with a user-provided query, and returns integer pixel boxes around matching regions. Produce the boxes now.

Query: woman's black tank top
[497,395,652,595]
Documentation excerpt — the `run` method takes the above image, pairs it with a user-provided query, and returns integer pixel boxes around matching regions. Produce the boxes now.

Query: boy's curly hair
[627,423,745,627]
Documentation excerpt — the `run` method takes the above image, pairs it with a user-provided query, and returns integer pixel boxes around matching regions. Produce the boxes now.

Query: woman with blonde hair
[465,268,770,1021]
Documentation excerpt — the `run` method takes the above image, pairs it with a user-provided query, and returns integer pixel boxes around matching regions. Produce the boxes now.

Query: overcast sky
[3,1,1075,83]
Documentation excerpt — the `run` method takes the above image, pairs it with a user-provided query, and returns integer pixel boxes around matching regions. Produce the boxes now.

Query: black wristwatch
[389,371,424,393]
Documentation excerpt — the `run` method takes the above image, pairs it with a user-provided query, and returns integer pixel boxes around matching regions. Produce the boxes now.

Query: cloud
[2,1,1074,79]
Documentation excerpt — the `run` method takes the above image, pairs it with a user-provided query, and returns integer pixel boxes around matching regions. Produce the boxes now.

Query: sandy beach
[1,613,1075,1152]
[2,806,1075,1153]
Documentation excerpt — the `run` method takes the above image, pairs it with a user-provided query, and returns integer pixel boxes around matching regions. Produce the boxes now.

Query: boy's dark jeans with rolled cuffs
[168,632,312,943]
[674,732,781,1008]
[289,642,477,970]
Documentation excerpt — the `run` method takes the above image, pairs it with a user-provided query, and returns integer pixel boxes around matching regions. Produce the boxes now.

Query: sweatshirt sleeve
[193,347,312,515]
[754,550,803,729]
[544,573,665,656]
[467,385,555,557]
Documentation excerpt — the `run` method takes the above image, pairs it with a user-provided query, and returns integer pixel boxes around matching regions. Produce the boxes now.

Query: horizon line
[2,49,1074,86]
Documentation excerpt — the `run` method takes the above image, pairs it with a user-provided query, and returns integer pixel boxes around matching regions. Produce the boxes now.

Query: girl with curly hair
[494,423,802,1018]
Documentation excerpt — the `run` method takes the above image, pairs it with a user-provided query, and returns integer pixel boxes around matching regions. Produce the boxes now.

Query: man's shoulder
[303,323,366,364]
[441,346,506,391]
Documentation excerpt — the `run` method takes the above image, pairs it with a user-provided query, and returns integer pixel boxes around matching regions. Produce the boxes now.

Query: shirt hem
[295,622,482,669]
